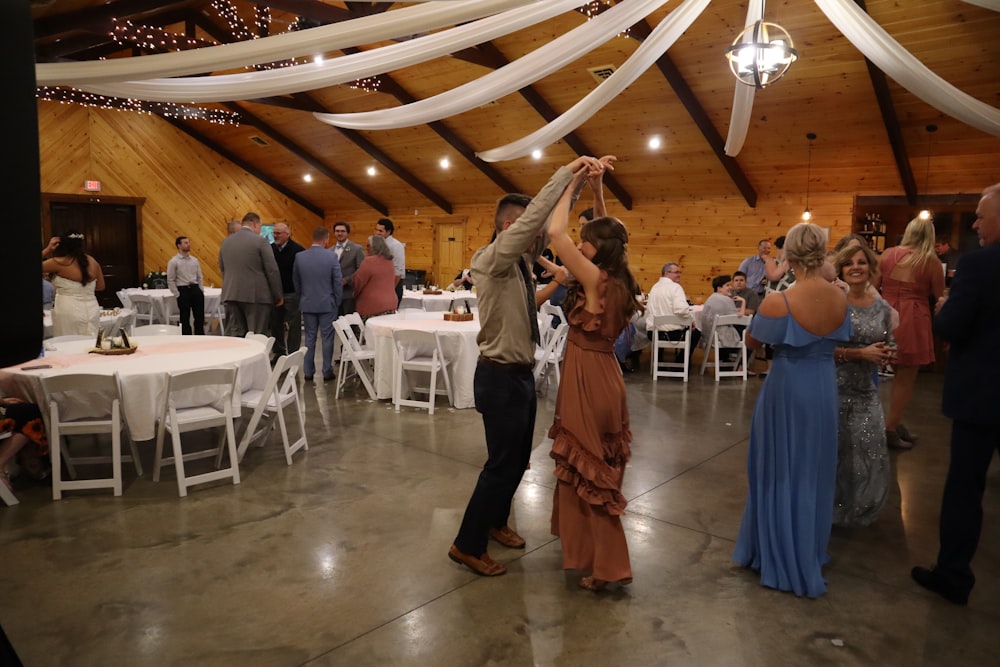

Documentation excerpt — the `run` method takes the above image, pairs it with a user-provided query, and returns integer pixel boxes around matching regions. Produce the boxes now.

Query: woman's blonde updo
[783,222,828,272]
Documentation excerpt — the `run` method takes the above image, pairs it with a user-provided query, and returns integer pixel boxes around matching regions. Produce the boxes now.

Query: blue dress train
[733,305,851,598]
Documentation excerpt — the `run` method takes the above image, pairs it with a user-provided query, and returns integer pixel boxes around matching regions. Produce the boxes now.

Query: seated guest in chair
[0,398,50,492]
[700,274,747,363]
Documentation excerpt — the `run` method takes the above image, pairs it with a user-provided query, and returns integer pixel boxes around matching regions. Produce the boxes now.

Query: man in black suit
[912,182,1000,605]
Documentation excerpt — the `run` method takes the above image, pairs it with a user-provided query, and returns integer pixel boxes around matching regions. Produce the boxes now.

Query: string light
[111,19,213,52]
[579,1,630,38]
[36,87,242,126]
[348,76,382,94]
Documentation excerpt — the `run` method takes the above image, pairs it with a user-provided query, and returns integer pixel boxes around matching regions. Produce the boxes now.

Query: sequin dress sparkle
[834,299,893,527]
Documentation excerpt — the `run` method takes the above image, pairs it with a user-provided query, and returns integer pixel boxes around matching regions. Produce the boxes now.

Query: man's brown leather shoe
[488,525,526,549]
[448,545,506,576]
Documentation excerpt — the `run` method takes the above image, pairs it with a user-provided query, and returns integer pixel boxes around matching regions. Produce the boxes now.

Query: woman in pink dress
[352,235,398,321]
[878,217,944,449]
[547,156,644,591]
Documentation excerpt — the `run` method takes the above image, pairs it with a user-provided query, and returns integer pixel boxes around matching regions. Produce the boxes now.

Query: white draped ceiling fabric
[314,0,674,131]
[34,0,1000,162]
[476,0,710,162]
[814,0,1000,137]
[69,0,590,102]
[722,0,764,157]
[35,0,537,86]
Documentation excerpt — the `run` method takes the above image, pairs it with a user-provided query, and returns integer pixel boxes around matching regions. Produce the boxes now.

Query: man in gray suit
[294,226,343,382]
[332,221,365,315]
[218,211,283,339]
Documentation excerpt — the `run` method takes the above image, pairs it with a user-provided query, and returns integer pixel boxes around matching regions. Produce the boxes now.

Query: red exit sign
[83,180,101,192]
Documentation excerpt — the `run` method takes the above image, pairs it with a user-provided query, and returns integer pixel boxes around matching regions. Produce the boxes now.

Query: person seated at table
[0,398,50,492]
[353,235,399,321]
[42,274,55,311]
[699,274,746,363]
[41,230,104,336]
[452,268,475,290]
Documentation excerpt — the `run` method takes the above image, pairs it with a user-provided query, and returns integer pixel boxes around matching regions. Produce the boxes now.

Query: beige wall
[41,102,864,302]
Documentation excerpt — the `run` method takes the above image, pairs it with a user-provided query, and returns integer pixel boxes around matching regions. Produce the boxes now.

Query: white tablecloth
[399,289,477,313]
[0,335,269,440]
[122,288,222,324]
[365,312,480,409]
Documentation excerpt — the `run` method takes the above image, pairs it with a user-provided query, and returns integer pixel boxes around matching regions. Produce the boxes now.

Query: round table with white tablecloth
[121,287,222,325]
[0,335,269,441]
[364,312,480,409]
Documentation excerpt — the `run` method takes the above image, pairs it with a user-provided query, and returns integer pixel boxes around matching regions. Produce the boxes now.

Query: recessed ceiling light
[531,149,543,160]
[313,55,324,65]
[648,136,662,149]
[439,157,450,169]
[303,173,313,183]
[367,166,376,176]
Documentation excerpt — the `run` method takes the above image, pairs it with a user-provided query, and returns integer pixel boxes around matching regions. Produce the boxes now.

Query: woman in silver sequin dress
[832,245,896,526]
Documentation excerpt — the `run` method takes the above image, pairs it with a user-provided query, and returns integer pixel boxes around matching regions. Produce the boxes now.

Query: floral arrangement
[142,271,167,289]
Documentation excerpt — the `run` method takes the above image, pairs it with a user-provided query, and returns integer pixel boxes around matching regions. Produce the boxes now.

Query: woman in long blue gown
[733,223,851,598]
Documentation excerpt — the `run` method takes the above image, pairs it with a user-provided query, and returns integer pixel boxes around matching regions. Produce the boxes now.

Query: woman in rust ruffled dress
[546,156,643,591]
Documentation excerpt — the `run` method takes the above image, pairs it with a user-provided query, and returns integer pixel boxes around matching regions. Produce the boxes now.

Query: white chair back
[534,322,569,393]
[153,365,240,497]
[234,348,307,465]
[0,432,18,506]
[116,289,132,309]
[40,372,141,499]
[391,329,453,414]
[539,303,566,346]
[245,331,275,359]
[128,293,156,325]
[700,313,752,381]
[333,317,377,400]
[651,314,692,382]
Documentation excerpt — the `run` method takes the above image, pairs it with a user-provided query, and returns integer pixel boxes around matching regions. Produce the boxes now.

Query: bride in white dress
[41,231,104,337]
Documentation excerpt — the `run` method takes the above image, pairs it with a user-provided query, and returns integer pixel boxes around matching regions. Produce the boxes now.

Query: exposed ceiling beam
[161,114,324,217]
[467,42,633,210]
[854,0,917,205]
[629,19,757,208]
[224,101,387,215]
[33,0,197,39]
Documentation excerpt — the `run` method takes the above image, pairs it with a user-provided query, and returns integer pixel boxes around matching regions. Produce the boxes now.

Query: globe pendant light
[725,2,798,89]
[802,132,816,221]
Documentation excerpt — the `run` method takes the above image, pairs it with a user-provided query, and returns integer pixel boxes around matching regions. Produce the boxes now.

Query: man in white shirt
[645,262,699,353]
[375,217,405,305]
[167,235,205,335]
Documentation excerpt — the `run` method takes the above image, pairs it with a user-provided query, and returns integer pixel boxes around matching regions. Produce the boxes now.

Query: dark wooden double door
[44,195,142,308]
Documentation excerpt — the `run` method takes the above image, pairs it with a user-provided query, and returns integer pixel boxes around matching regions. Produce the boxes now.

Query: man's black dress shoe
[911,566,969,605]
[323,372,335,382]
[304,375,313,382]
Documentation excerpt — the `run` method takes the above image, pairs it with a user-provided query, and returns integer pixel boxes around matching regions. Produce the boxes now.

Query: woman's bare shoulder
[757,292,789,318]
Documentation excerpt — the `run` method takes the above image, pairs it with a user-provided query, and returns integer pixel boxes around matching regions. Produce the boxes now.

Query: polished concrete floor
[1,361,998,666]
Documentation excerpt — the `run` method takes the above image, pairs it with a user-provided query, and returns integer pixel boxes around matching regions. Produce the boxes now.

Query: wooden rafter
[628,19,757,208]
[853,0,917,205]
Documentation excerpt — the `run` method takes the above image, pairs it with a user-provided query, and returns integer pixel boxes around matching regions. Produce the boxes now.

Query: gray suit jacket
[335,240,365,299]
[218,227,283,305]
[294,245,343,314]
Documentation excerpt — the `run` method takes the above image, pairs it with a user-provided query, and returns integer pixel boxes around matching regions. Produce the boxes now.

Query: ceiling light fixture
[725,2,798,89]
[439,157,450,169]
[801,132,816,221]
[918,123,937,221]
[648,136,662,150]
[366,166,376,177]
[531,149,543,160]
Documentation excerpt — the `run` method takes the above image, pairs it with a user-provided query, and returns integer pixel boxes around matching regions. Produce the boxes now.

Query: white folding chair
[0,433,18,506]
[392,329,453,414]
[234,348,307,465]
[700,314,752,381]
[116,289,132,309]
[245,331,275,359]
[342,312,367,348]
[128,293,156,326]
[206,298,226,335]
[133,324,182,336]
[41,372,141,499]
[152,366,240,497]
[116,310,136,337]
[539,302,566,347]
[333,317,377,400]
[164,295,181,326]
[534,322,569,393]
[651,315,692,382]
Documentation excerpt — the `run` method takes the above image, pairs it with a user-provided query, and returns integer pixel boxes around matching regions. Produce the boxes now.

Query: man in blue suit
[912,182,1000,605]
[293,227,343,382]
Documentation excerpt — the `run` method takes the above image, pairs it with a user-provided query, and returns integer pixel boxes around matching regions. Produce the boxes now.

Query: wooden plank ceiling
[32,0,1000,218]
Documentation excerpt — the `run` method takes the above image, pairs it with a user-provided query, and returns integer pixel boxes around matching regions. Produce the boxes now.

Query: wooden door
[432,218,468,289]
[43,194,144,308]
